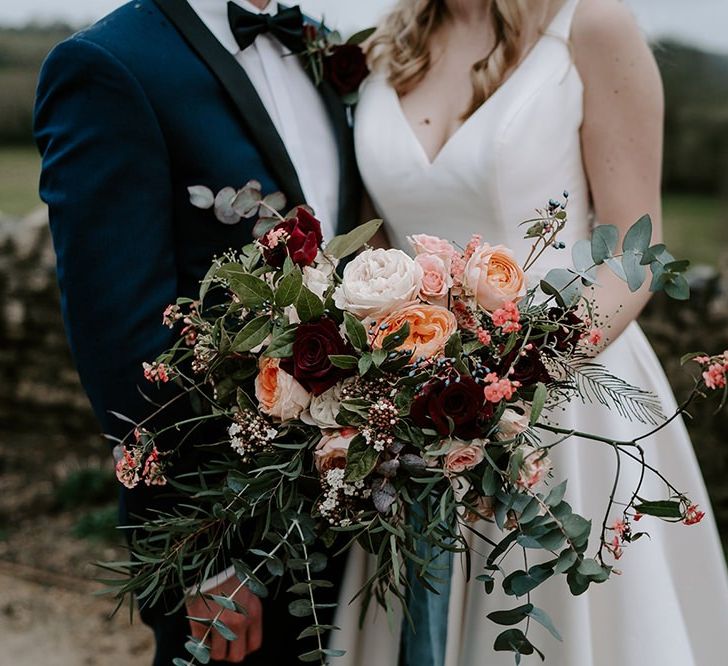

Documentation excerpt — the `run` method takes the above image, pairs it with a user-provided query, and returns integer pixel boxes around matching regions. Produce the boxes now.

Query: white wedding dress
[331,1,728,664]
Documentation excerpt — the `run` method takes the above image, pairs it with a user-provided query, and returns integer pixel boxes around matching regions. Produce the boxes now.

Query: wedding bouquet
[107,180,724,665]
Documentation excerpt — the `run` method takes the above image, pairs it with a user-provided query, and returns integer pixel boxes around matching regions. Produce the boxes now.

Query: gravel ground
[0,567,153,665]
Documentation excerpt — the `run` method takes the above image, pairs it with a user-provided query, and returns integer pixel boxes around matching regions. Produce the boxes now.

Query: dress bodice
[354,0,589,279]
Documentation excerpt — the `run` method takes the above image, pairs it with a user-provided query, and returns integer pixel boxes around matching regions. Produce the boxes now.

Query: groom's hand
[187,576,263,663]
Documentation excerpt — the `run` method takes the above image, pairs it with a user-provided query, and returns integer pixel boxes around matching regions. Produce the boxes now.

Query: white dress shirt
[187,0,340,240]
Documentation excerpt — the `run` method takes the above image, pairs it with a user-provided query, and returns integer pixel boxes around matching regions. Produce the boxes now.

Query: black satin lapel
[316,80,362,236]
[153,0,306,207]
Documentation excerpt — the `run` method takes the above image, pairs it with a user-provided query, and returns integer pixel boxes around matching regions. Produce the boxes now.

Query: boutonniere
[301,23,376,105]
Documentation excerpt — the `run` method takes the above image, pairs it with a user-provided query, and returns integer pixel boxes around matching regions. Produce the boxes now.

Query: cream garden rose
[302,379,352,429]
[333,248,423,319]
[255,357,310,422]
[463,243,526,312]
[302,251,337,299]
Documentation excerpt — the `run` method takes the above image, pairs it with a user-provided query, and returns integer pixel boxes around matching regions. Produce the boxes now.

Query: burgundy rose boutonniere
[301,24,375,105]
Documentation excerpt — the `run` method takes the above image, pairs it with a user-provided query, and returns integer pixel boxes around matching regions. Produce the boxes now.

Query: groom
[34,0,359,663]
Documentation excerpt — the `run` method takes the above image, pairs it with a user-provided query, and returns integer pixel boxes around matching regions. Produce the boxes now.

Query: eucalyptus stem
[597,443,621,565]
[294,519,327,666]
[185,514,300,666]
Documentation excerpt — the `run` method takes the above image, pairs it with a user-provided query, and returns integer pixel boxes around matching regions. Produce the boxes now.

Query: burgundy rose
[281,317,354,395]
[411,375,493,440]
[499,347,552,387]
[262,207,323,268]
[323,44,369,97]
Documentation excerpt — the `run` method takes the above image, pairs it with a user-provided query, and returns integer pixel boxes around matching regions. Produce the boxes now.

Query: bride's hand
[186,576,263,662]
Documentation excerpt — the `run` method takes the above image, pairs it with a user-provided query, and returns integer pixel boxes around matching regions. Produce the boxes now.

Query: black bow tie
[227,2,305,53]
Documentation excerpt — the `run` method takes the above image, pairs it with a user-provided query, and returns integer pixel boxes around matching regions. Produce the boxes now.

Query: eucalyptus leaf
[540,268,582,308]
[184,640,210,664]
[590,224,619,265]
[527,606,563,641]
[188,185,214,209]
[622,250,646,292]
[664,273,690,300]
[622,214,652,254]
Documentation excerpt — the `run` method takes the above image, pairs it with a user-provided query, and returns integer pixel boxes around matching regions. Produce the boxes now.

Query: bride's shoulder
[571,0,659,89]
[571,0,645,53]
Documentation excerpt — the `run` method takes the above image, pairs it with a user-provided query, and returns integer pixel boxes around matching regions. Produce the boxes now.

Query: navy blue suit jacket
[34,0,360,528]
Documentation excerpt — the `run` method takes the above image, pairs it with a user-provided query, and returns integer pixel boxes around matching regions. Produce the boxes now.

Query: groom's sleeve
[34,36,181,447]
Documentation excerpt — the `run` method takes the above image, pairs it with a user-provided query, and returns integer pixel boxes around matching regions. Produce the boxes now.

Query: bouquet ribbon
[400,502,453,666]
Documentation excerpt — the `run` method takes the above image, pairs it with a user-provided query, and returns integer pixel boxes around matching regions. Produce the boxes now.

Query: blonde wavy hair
[369,0,555,118]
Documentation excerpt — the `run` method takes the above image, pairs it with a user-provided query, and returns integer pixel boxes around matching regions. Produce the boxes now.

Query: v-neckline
[390,3,569,167]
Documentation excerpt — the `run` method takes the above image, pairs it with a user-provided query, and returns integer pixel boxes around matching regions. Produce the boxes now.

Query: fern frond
[559,360,665,425]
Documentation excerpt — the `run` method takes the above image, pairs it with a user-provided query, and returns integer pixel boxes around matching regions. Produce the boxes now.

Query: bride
[332,0,728,664]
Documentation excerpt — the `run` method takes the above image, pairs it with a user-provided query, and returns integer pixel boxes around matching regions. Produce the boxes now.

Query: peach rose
[415,254,453,305]
[373,303,457,361]
[314,428,357,473]
[255,357,311,422]
[408,234,457,263]
[443,439,486,474]
[463,243,526,312]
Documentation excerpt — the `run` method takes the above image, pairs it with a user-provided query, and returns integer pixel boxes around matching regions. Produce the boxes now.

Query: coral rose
[443,439,486,474]
[463,243,526,312]
[373,304,457,361]
[255,357,311,422]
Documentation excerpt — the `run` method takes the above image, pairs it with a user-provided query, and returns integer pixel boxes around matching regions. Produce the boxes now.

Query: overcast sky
[1,0,727,54]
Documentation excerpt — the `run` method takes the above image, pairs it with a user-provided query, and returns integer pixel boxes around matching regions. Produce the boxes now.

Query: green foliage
[72,505,119,541]
[324,219,383,260]
[54,467,116,510]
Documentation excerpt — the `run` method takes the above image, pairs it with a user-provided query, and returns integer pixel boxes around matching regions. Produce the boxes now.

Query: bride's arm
[573,0,665,344]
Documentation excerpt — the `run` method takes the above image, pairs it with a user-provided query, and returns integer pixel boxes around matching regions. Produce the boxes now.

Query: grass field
[0,145,40,215]
[1,146,726,266]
